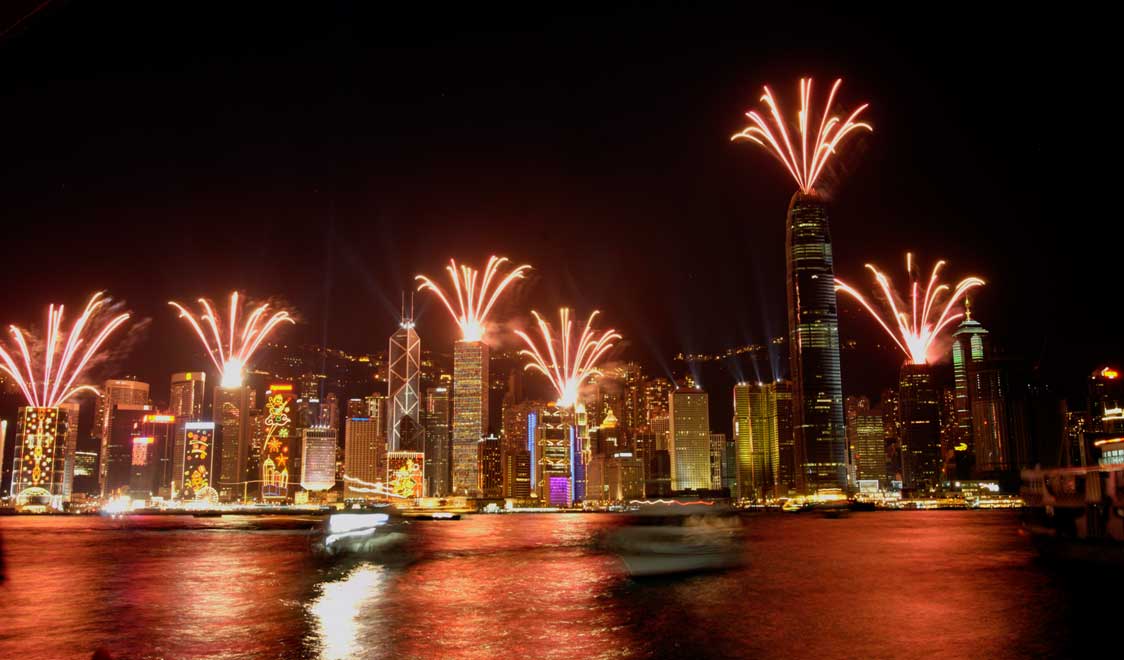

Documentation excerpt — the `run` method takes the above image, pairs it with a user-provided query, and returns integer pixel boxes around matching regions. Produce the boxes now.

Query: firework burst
[515,309,621,408]
[0,292,131,407]
[415,256,531,342]
[169,292,294,387]
[731,78,871,194]
[835,254,984,365]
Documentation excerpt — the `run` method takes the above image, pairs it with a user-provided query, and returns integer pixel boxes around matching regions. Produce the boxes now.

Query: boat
[1020,463,1124,565]
[310,507,410,558]
[599,500,745,576]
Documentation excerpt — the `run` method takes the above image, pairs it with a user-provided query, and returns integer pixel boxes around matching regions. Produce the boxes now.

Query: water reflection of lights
[307,564,387,660]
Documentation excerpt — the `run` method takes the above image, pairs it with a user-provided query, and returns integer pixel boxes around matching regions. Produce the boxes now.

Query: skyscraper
[97,378,149,492]
[387,304,421,451]
[669,388,711,491]
[452,339,488,496]
[733,382,784,499]
[58,400,80,500]
[344,417,381,498]
[11,407,70,505]
[478,434,503,498]
[169,371,206,493]
[300,426,338,492]
[899,364,942,490]
[534,404,571,505]
[169,372,207,419]
[214,384,256,501]
[848,398,886,485]
[422,386,450,497]
[732,383,752,499]
[103,404,152,496]
[785,193,847,492]
[773,380,795,495]
[951,305,989,463]
[709,432,727,490]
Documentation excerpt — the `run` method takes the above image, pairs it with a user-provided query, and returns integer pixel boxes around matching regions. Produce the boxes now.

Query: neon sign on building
[261,387,293,500]
[182,422,216,501]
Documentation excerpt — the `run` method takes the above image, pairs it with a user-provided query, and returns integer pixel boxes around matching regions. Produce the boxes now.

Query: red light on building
[1101,367,1120,380]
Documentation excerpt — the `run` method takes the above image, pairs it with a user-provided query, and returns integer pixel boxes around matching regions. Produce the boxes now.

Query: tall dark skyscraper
[951,305,989,466]
[785,192,846,492]
[898,363,942,490]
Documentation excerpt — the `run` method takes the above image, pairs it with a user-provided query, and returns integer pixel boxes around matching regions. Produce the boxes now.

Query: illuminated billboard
[131,437,155,466]
[261,389,293,500]
[387,451,424,499]
[182,422,215,500]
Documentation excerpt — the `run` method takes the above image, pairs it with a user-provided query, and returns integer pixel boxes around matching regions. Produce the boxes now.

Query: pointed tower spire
[964,295,972,321]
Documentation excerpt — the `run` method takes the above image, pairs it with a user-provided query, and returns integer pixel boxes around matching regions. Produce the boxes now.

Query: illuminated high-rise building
[300,426,338,492]
[848,397,886,485]
[669,388,710,491]
[709,432,727,490]
[344,417,381,499]
[732,383,752,499]
[103,404,152,496]
[881,388,902,483]
[733,383,780,500]
[10,407,71,505]
[170,372,207,419]
[452,339,489,496]
[422,386,450,497]
[899,364,942,490]
[128,413,177,500]
[260,384,295,501]
[97,378,149,491]
[951,304,989,462]
[72,450,99,496]
[773,380,795,495]
[478,434,503,498]
[502,449,532,498]
[320,392,340,430]
[169,371,206,493]
[785,194,847,492]
[180,421,217,501]
[215,385,256,501]
[534,404,571,505]
[58,400,81,499]
[643,378,673,427]
[387,305,421,453]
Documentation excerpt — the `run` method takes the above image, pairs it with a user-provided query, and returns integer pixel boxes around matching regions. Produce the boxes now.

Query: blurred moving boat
[1021,464,1124,565]
[601,500,745,576]
[311,507,409,558]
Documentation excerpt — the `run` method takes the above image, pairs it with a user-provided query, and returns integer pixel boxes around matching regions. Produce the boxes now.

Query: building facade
[669,388,710,491]
[785,193,847,492]
[452,340,489,496]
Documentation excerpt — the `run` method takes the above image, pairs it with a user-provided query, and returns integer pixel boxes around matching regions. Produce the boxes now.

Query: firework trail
[0,292,131,407]
[731,78,871,194]
[415,256,531,342]
[835,254,984,365]
[515,308,621,408]
[169,292,294,387]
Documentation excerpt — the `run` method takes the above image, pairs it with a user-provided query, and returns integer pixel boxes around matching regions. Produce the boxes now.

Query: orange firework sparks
[0,292,131,407]
[415,256,531,342]
[835,254,984,365]
[731,78,871,194]
[169,292,294,387]
[515,309,621,408]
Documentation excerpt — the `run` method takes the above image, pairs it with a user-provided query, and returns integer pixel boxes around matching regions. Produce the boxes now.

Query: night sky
[0,3,1115,406]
